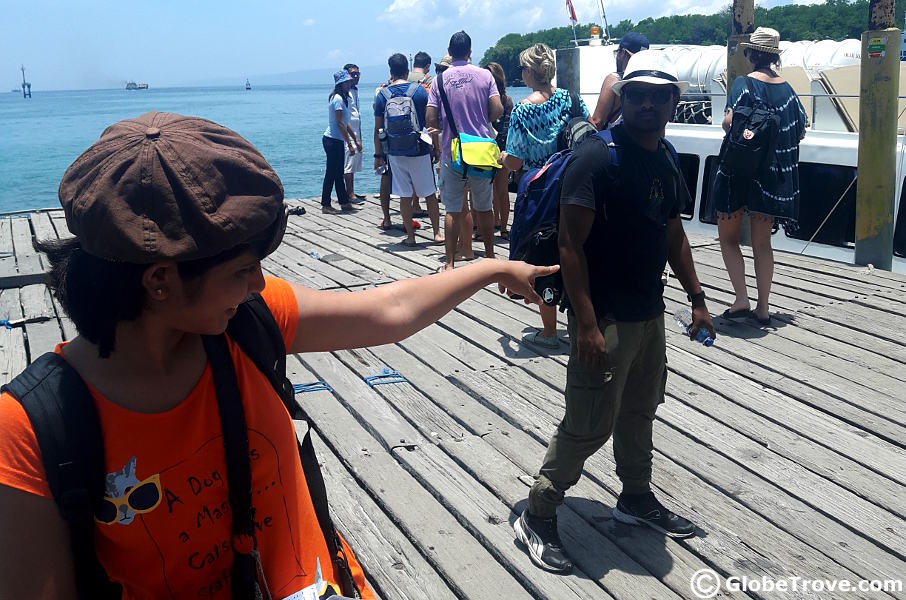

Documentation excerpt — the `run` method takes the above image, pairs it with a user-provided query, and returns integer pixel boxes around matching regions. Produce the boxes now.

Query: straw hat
[739,27,781,54]
[611,50,690,95]
[435,55,454,69]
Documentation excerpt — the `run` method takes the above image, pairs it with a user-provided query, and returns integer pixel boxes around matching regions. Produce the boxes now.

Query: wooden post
[855,0,900,270]
[727,0,754,245]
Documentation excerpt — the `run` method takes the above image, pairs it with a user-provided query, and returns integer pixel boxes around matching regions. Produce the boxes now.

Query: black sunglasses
[622,87,674,105]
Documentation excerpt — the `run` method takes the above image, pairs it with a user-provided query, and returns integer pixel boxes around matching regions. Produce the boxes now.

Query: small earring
[155,289,163,296]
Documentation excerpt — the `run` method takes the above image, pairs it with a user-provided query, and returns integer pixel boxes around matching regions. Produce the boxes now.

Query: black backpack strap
[436,71,470,179]
[568,89,583,119]
[2,354,120,600]
[226,295,304,421]
[226,297,362,598]
[202,333,266,600]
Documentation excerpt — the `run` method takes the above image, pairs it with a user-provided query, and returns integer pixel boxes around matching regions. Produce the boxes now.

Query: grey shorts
[438,161,494,213]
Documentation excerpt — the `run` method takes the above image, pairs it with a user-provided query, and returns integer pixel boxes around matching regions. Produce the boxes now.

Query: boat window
[785,162,856,247]
[676,154,698,219]
[894,178,906,258]
[698,156,720,224]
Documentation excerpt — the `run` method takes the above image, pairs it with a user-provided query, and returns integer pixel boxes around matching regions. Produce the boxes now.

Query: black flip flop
[720,308,751,320]
[751,313,771,326]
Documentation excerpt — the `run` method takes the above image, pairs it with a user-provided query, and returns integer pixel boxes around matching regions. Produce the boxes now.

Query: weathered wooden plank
[286,355,538,600]
[666,348,906,505]
[285,224,412,282]
[336,345,759,600]
[0,218,20,283]
[10,217,41,276]
[668,326,906,447]
[262,247,336,291]
[661,292,906,429]
[271,243,363,290]
[19,284,62,359]
[0,288,27,385]
[654,420,906,589]
[448,367,880,599]
[49,212,75,239]
[281,230,393,286]
[662,398,906,561]
[310,428,457,600]
[50,294,78,342]
[30,212,59,245]
[698,244,906,290]
[667,366,906,521]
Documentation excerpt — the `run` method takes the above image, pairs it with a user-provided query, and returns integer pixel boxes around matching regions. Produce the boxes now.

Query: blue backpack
[380,83,422,156]
[508,129,679,307]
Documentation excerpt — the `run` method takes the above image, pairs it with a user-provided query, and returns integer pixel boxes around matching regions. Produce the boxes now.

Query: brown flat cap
[59,112,286,263]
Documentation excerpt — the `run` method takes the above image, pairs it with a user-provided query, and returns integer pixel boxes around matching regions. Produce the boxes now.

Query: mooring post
[727,0,754,245]
[855,0,900,270]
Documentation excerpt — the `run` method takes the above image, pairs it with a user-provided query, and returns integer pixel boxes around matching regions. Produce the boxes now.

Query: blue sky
[3,0,823,91]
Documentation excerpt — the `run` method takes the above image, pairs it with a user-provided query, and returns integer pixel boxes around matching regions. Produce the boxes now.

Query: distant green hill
[480,0,883,84]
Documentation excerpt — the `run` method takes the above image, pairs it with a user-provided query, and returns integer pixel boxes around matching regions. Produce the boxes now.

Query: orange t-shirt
[0,277,372,600]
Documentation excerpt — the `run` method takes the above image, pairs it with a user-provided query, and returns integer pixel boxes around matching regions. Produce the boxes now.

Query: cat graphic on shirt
[106,456,140,525]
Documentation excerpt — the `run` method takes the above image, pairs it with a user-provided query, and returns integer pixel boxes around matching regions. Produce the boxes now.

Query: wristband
[374,154,385,158]
[688,290,706,307]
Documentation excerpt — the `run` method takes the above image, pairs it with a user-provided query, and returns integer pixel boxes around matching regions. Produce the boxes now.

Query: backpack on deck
[2,296,362,600]
[717,76,781,180]
[508,129,679,308]
[381,83,422,157]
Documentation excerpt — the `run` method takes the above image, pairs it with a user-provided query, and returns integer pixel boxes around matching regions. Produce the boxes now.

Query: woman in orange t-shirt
[0,112,556,600]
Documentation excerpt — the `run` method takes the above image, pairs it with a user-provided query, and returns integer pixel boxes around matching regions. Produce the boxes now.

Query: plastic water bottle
[673,308,714,346]
[378,128,390,156]
[308,249,321,260]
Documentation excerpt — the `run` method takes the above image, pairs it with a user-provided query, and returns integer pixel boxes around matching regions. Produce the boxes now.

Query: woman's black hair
[746,48,781,70]
[35,237,257,358]
[329,82,350,105]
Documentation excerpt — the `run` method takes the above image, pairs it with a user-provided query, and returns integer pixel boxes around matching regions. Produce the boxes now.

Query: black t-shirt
[559,125,689,321]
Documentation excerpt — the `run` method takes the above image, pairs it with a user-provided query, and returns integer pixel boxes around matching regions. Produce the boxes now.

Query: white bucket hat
[739,27,781,54]
[611,50,690,96]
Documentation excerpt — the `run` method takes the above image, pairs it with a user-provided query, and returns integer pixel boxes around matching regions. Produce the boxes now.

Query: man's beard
[625,110,665,133]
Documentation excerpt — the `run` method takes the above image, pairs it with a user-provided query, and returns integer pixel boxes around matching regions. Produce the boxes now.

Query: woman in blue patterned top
[498,43,589,349]
[712,27,806,327]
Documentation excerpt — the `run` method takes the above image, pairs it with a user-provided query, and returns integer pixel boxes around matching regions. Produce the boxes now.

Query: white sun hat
[611,50,690,96]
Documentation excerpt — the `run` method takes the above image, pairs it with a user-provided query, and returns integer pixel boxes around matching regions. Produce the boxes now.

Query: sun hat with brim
[435,55,454,69]
[333,69,353,85]
[611,50,690,95]
[58,111,287,264]
[739,27,781,54]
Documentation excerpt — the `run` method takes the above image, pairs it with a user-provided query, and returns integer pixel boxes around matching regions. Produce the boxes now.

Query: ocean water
[0,84,529,214]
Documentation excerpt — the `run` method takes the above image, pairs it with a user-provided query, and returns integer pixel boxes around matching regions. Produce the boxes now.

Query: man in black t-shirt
[514,52,716,574]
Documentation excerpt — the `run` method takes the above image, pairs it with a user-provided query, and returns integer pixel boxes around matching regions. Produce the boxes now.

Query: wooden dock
[1,200,905,599]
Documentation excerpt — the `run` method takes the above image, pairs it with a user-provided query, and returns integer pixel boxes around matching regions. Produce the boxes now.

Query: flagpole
[598,0,610,39]
[566,0,579,45]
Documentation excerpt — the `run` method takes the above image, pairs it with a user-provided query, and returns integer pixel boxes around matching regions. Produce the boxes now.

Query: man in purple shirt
[427,31,503,271]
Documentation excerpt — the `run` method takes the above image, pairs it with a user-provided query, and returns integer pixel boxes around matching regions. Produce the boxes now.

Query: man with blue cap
[590,31,650,130]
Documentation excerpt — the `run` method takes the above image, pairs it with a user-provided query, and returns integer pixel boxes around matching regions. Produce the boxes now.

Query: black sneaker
[613,492,696,538]
[513,510,573,573]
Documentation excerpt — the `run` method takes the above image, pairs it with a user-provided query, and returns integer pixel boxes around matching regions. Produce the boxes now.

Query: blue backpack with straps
[508,129,679,307]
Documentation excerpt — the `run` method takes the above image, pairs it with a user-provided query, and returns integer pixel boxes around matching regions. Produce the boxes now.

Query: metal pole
[855,0,900,270]
[727,0,754,245]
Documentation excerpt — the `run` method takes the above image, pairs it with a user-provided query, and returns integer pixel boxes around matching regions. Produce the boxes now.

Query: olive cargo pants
[528,312,668,518]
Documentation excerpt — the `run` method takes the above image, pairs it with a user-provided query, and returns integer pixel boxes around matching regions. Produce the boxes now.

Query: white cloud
[303,18,315,26]
[380,0,448,30]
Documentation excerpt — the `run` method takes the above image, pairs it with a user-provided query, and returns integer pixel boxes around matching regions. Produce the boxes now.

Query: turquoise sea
[0,84,529,214]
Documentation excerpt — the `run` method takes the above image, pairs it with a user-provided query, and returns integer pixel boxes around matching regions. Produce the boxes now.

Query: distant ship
[245,79,251,90]
[125,81,149,90]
